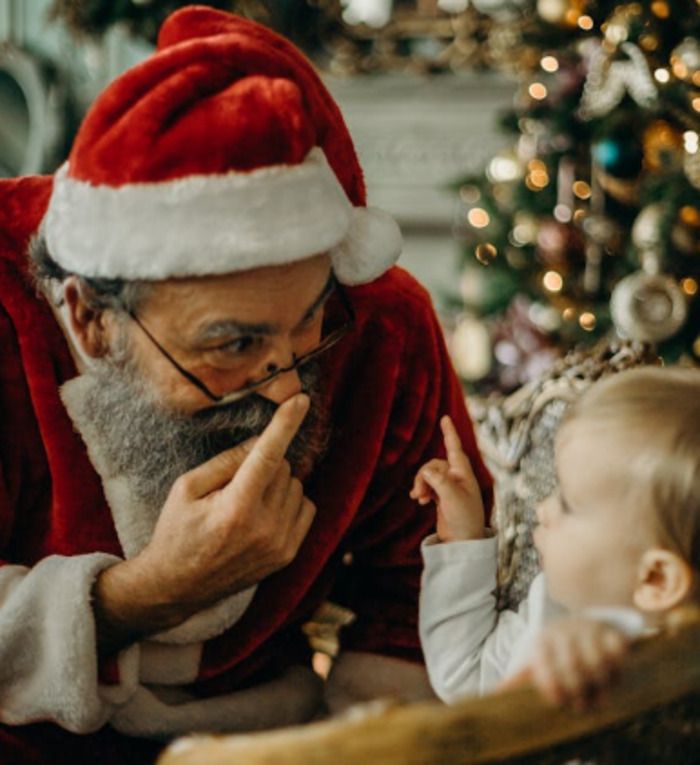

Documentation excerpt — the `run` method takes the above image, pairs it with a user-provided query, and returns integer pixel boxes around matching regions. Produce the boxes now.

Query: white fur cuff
[0,553,138,733]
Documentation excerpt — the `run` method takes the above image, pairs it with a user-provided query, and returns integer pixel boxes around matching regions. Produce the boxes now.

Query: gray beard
[75,355,330,514]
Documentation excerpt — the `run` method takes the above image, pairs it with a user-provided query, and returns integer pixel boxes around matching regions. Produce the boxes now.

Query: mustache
[78,352,330,512]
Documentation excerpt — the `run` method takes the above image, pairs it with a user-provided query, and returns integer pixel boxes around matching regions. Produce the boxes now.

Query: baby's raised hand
[410,416,485,542]
[527,617,629,710]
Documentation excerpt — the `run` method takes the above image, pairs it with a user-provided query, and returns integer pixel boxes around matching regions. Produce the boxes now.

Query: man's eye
[300,308,322,328]
[219,336,259,354]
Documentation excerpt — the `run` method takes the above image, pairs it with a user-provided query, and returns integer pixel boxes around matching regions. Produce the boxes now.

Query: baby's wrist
[437,526,487,543]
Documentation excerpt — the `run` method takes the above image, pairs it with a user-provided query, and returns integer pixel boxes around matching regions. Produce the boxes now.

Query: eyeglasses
[128,280,355,407]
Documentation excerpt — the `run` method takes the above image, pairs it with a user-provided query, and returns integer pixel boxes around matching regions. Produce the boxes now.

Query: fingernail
[294,394,310,410]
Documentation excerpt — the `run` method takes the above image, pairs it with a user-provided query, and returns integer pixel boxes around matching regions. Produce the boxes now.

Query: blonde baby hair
[561,366,700,572]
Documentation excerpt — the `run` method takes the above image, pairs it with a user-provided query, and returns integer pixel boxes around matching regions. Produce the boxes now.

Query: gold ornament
[643,120,684,171]
[602,3,644,47]
[671,206,700,255]
[670,37,700,81]
[595,167,640,205]
[536,0,582,26]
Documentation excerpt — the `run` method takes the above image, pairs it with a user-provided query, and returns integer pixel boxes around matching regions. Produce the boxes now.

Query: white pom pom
[331,206,402,286]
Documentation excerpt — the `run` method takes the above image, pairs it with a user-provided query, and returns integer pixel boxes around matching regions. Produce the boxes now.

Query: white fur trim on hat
[45,148,401,284]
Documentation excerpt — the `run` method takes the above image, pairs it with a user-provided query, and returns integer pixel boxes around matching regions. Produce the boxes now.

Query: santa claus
[0,6,492,763]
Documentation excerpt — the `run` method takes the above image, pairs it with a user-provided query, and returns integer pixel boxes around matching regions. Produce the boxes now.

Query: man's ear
[633,548,693,613]
[63,277,110,359]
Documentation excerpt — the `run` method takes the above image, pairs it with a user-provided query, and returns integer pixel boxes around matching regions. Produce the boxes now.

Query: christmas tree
[448,0,699,392]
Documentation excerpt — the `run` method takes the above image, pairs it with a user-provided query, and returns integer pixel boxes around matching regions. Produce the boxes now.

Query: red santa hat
[44,6,401,285]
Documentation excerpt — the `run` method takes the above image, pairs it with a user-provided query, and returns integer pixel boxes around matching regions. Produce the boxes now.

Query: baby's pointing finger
[440,416,477,480]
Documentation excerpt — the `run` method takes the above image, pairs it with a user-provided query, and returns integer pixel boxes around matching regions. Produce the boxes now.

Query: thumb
[181,436,259,498]
[422,468,467,513]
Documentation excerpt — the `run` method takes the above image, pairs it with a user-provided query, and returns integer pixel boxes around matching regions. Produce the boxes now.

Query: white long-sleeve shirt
[419,534,646,703]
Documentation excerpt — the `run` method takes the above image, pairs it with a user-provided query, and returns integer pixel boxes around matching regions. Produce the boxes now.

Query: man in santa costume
[0,6,492,763]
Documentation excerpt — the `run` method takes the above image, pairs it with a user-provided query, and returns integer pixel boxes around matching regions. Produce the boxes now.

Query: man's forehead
[140,255,333,334]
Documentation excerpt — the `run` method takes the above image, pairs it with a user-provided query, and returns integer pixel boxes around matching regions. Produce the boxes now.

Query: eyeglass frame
[126,277,355,407]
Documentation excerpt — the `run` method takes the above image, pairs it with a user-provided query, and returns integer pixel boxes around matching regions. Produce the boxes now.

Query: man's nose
[256,346,303,404]
[259,367,303,404]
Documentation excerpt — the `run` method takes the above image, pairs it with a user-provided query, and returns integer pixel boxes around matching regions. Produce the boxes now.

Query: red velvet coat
[0,175,492,761]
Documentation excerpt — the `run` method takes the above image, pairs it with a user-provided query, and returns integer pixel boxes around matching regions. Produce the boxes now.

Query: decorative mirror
[0,43,68,176]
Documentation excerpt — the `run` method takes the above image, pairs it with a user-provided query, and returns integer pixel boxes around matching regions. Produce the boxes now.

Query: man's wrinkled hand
[96,393,316,646]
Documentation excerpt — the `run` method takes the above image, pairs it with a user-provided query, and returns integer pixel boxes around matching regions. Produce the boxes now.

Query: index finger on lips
[181,435,259,498]
[441,416,477,480]
[232,394,310,496]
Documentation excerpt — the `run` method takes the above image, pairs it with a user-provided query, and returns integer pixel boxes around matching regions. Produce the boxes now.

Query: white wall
[327,73,515,301]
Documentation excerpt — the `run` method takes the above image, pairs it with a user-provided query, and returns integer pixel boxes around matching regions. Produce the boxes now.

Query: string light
[680,206,700,225]
[541,56,559,73]
[543,271,564,292]
[572,180,592,199]
[527,170,549,190]
[654,68,670,83]
[564,9,581,26]
[460,185,481,204]
[692,97,700,113]
[488,156,521,183]
[475,242,498,265]
[554,204,572,222]
[467,208,490,228]
[578,15,594,30]
[579,312,597,331]
[640,34,659,52]
[681,278,698,296]
[684,131,699,153]
[511,220,538,245]
[673,60,689,79]
[651,0,670,16]
[529,83,548,100]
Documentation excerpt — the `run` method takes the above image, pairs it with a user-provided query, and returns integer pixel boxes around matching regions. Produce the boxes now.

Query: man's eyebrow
[192,274,335,344]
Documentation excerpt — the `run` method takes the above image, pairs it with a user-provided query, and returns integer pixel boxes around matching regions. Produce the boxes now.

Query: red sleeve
[328,269,493,662]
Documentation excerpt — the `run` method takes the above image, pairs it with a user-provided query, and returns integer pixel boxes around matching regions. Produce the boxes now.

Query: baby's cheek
[532,526,544,555]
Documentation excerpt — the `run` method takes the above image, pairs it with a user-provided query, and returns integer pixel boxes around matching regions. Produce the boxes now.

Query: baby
[412,366,700,708]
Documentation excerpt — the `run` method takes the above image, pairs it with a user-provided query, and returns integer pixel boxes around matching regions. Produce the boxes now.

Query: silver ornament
[611,272,687,343]
[579,42,657,120]
[685,145,700,191]
[631,203,664,251]
[470,0,527,17]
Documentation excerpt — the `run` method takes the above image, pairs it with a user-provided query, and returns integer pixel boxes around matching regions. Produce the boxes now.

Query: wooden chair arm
[158,610,700,765]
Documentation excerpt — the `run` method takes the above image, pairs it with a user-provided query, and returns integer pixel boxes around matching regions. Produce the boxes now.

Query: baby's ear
[633,548,693,613]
